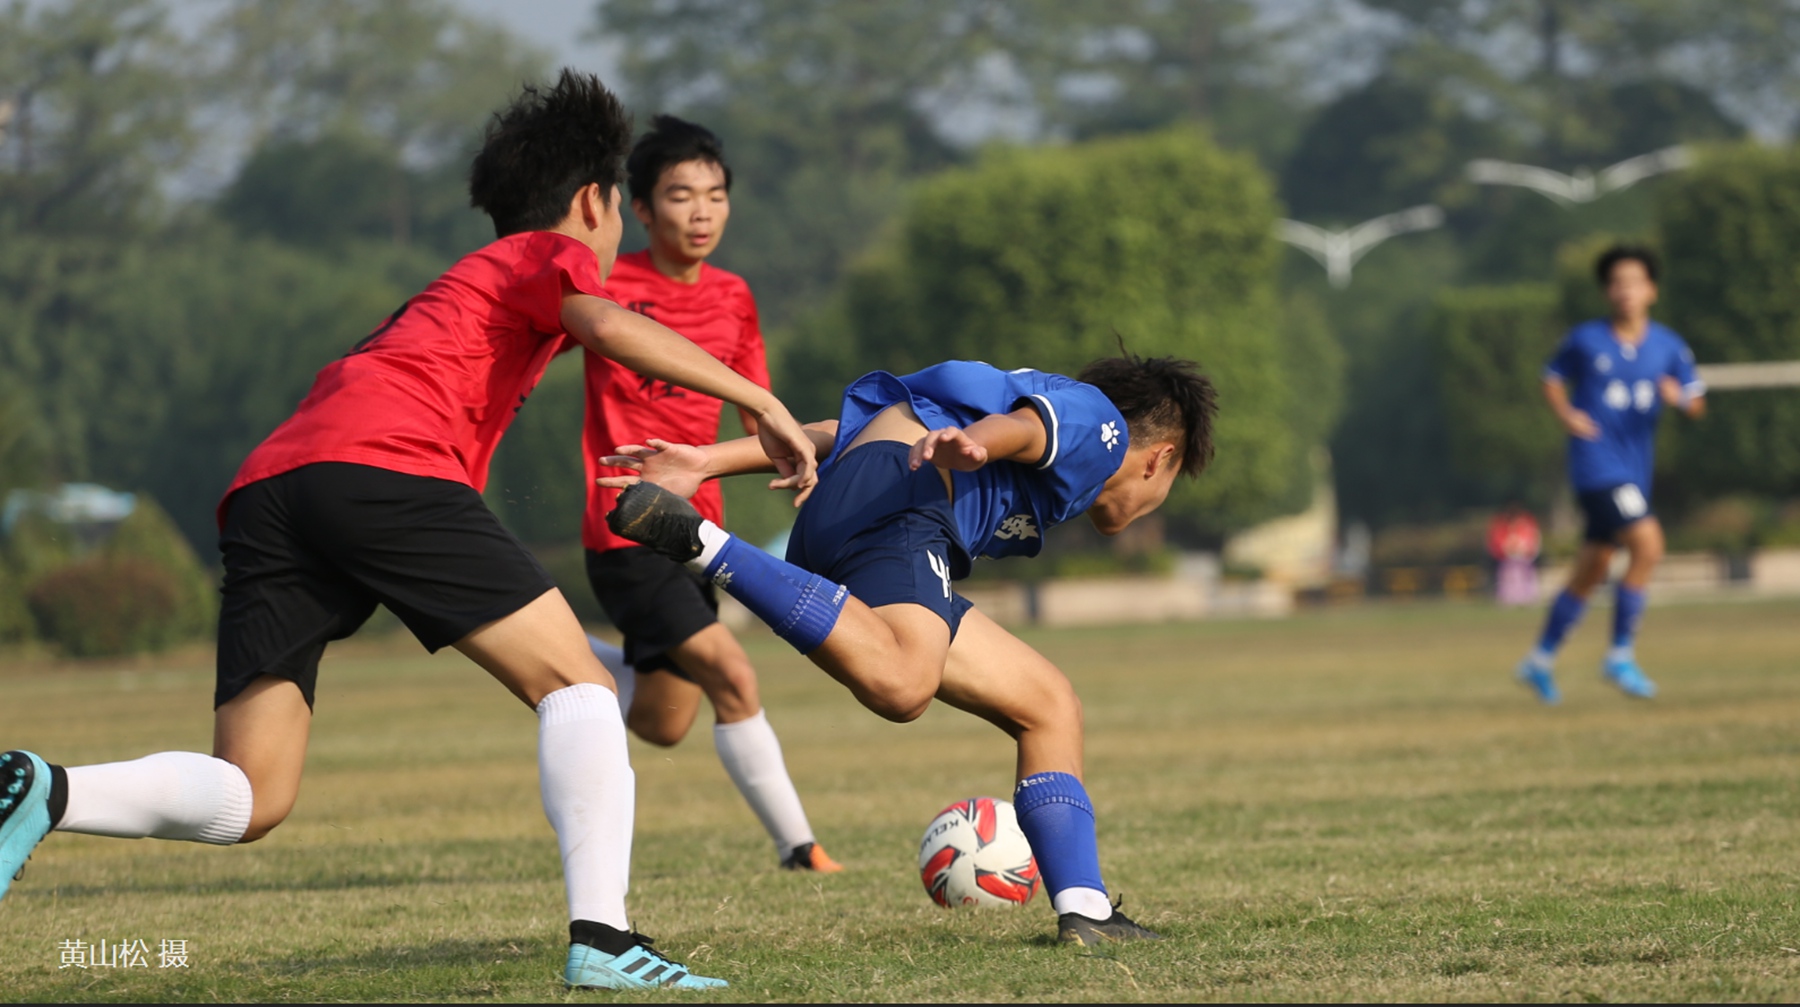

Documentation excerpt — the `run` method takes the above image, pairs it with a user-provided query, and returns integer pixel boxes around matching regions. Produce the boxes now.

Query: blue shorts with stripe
[785,441,975,638]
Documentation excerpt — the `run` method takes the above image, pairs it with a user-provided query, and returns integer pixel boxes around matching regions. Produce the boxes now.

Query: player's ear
[631,196,654,228]
[571,182,604,229]
[1144,443,1177,480]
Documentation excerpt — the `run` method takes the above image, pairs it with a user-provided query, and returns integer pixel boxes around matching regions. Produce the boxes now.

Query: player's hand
[911,427,989,473]
[1658,375,1686,408]
[1560,408,1601,441]
[751,403,820,505]
[596,439,709,499]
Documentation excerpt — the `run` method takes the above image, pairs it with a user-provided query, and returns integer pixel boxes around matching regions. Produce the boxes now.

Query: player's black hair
[1595,243,1660,286]
[1078,353,1219,477]
[626,114,733,205]
[468,69,634,237]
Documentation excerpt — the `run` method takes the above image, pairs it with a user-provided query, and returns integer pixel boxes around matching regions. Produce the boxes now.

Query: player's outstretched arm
[910,406,1048,473]
[562,293,817,489]
[600,422,839,504]
[1542,377,1600,441]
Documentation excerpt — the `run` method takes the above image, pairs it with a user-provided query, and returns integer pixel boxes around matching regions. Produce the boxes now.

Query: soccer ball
[918,797,1040,908]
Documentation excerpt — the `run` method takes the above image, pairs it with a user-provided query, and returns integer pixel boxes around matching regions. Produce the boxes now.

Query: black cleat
[1057,897,1163,946]
[606,482,705,563]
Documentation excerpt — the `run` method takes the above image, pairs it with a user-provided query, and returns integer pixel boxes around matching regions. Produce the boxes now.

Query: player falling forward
[1516,245,1706,704]
[604,356,1216,945]
[577,115,839,873]
[0,71,823,991]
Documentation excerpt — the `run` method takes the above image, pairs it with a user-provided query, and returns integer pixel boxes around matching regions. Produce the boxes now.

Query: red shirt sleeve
[512,234,611,336]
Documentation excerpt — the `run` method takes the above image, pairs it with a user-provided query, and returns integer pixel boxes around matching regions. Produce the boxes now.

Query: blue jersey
[1544,319,1703,493]
[828,361,1130,560]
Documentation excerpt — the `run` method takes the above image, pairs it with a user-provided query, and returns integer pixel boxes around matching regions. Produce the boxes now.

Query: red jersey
[582,250,769,552]
[223,232,608,524]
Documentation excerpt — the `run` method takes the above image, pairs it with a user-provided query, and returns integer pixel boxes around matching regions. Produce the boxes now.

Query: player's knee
[626,707,687,747]
[862,677,936,723]
[238,799,293,844]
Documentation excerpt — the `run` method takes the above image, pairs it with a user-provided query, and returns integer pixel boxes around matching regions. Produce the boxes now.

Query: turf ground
[1,597,1798,1002]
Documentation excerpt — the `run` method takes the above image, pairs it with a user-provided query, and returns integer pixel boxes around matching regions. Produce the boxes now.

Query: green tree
[0,225,429,547]
[788,128,1332,535]
[595,0,1326,330]
[1366,0,1785,166]
[1658,143,1800,501]
[1430,284,1565,507]
[0,0,195,232]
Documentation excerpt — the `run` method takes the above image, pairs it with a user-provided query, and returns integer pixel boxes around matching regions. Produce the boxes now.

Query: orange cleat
[780,841,844,873]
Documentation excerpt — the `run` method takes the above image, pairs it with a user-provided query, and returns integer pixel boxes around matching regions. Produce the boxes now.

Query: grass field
[2,598,1799,1002]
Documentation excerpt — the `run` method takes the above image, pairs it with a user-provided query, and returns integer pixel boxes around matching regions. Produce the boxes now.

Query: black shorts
[1577,483,1653,544]
[216,462,556,709]
[786,441,975,638]
[585,546,717,677]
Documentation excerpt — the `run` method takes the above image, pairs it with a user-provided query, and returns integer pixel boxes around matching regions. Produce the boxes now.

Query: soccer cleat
[0,751,53,901]
[780,841,844,873]
[564,933,727,990]
[608,482,705,563]
[1603,657,1657,699]
[1057,896,1163,946]
[1516,656,1560,705]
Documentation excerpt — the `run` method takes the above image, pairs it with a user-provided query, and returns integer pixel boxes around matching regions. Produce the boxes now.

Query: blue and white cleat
[0,750,54,901]
[565,934,727,991]
[1516,657,1560,705]
[1603,658,1657,699]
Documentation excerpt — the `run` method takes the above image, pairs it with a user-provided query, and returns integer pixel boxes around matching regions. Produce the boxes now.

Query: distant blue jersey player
[1518,246,1706,704]
[602,355,1218,946]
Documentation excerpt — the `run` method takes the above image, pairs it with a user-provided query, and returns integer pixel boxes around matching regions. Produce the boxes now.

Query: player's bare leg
[1562,542,1617,600]
[934,608,1082,782]
[212,676,313,841]
[627,670,705,745]
[453,588,616,703]
[1616,516,1665,589]
[807,602,950,722]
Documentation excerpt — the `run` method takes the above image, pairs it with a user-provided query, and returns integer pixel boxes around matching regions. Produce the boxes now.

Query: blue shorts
[786,441,975,638]
[1577,483,1653,543]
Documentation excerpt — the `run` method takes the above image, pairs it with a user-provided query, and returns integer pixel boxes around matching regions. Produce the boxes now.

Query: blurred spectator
[1488,505,1542,606]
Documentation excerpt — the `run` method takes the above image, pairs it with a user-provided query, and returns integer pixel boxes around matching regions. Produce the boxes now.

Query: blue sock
[1013,772,1106,908]
[703,536,847,654]
[1612,584,1647,652]
[1536,589,1587,657]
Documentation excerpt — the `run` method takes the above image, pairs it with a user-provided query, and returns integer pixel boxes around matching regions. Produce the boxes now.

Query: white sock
[689,520,730,573]
[712,710,814,855]
[1529,647,1555,669]
[537,683,634,929]
[56,752,252,845]
[1052,886,1113,920]
[586,635,635,716]
[1607,644,1634,665]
